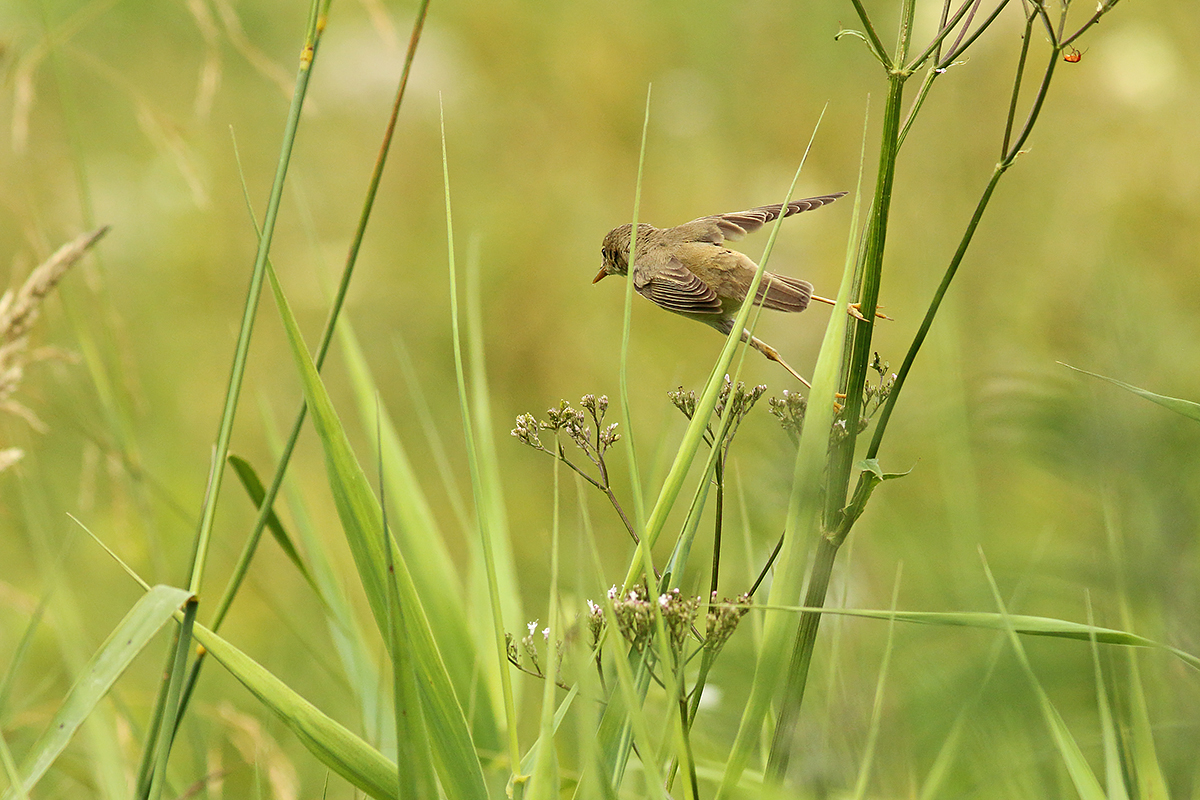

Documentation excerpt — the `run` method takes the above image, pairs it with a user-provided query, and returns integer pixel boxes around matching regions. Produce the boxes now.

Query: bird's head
[594,224,631,283]
[594,223,656,283]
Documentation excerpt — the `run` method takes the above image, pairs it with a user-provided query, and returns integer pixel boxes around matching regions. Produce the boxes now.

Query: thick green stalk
[185,0,326,595]
[137,4,327,795]
[763,535,839,781]
[825,63,908,525]
[765,2,914,784]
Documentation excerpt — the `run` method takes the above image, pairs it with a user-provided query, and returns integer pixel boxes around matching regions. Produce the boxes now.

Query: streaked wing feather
[683,192,848,243]
[634,258,723,314]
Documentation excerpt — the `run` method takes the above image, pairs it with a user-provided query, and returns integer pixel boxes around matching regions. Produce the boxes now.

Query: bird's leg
[809,294,892,321]
[741,330,811,388]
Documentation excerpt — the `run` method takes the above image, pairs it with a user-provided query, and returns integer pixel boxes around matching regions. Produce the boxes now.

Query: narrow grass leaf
[1102,490,1171,798]
[188,0,324,597]
[526,457,562,800]
[718,121,857,798]
[1086,603,1130,800]
[465,237,525,708]
[381,478,438,800]
[441,103,522,773]
[1060,362,1200,422]
[265,260,488,799]
[0,730,25,800]
[916,713,967,800]
[850,568,902,800]
[982,553,1106,800]
[227,453,320,596]
[786,606,1199,669]
[259,397,385,736]
[190,622,397,799]
[1,586,191,800]
[0,590,50,714]
[339,319,500,750]
[1122,637,1170,798]
[393,333,475,536]
[616,84,653,531]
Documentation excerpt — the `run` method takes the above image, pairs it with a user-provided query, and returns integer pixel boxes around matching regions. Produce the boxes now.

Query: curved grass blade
[265,259,488,799]
[1060,362,1200,422]
[227,454,320,597]
[717,117,859,798]
[849,568,902,800]
[441,103,522,773]
[982,554,1107,800]
[189,622,398,800]
[758,605,1199,670]
[338,319,501,751]
[1086,602,1130,800]
[1,586,191,800]
[379,450,439,800]
[464,236,525,727]
[188,0,325,596]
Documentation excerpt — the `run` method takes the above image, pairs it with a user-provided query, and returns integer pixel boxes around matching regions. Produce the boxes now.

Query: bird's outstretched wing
[632,255,723,315]
[678,192,848,244]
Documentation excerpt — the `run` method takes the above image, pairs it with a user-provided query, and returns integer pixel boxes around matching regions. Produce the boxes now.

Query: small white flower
[542,627,550,640]
[527,620,538,636]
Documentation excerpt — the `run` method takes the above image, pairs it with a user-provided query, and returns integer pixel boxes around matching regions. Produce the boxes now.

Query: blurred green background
[2,0,1199,796]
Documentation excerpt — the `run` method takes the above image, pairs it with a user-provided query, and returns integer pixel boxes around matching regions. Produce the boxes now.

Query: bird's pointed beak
[592,266,609,284]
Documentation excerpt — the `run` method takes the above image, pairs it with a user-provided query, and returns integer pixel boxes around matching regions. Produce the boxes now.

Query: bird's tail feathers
[754,273,813,312]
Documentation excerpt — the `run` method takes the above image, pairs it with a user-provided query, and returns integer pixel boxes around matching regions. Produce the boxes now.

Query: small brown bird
[594,193,848,385]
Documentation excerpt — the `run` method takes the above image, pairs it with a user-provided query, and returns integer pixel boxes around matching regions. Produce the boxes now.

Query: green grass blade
[339,318,501,750]
[774,606,1199,668]
[616,84,654,531]
[465,236,525,716]
[187,0,325,596]
[1086,601,1131,800]
[915,712,967,800]
[0,590,50,715]
[259,398,385,739]
[0,730,25,800]
[849,567,902,800]
[265,258,488,799]
[227,454,320,597]
[981,553,1107,800]
[1060,362,1200,422]
[1123,647,1169,799]
[189,622,397,799]
[1,586,191,800]
[441,103,522,773]
[1103,489,1171,798]
[526,457,562,800]
[147,600,196,800]
[380,456,438,800]
[717,132,858,798]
